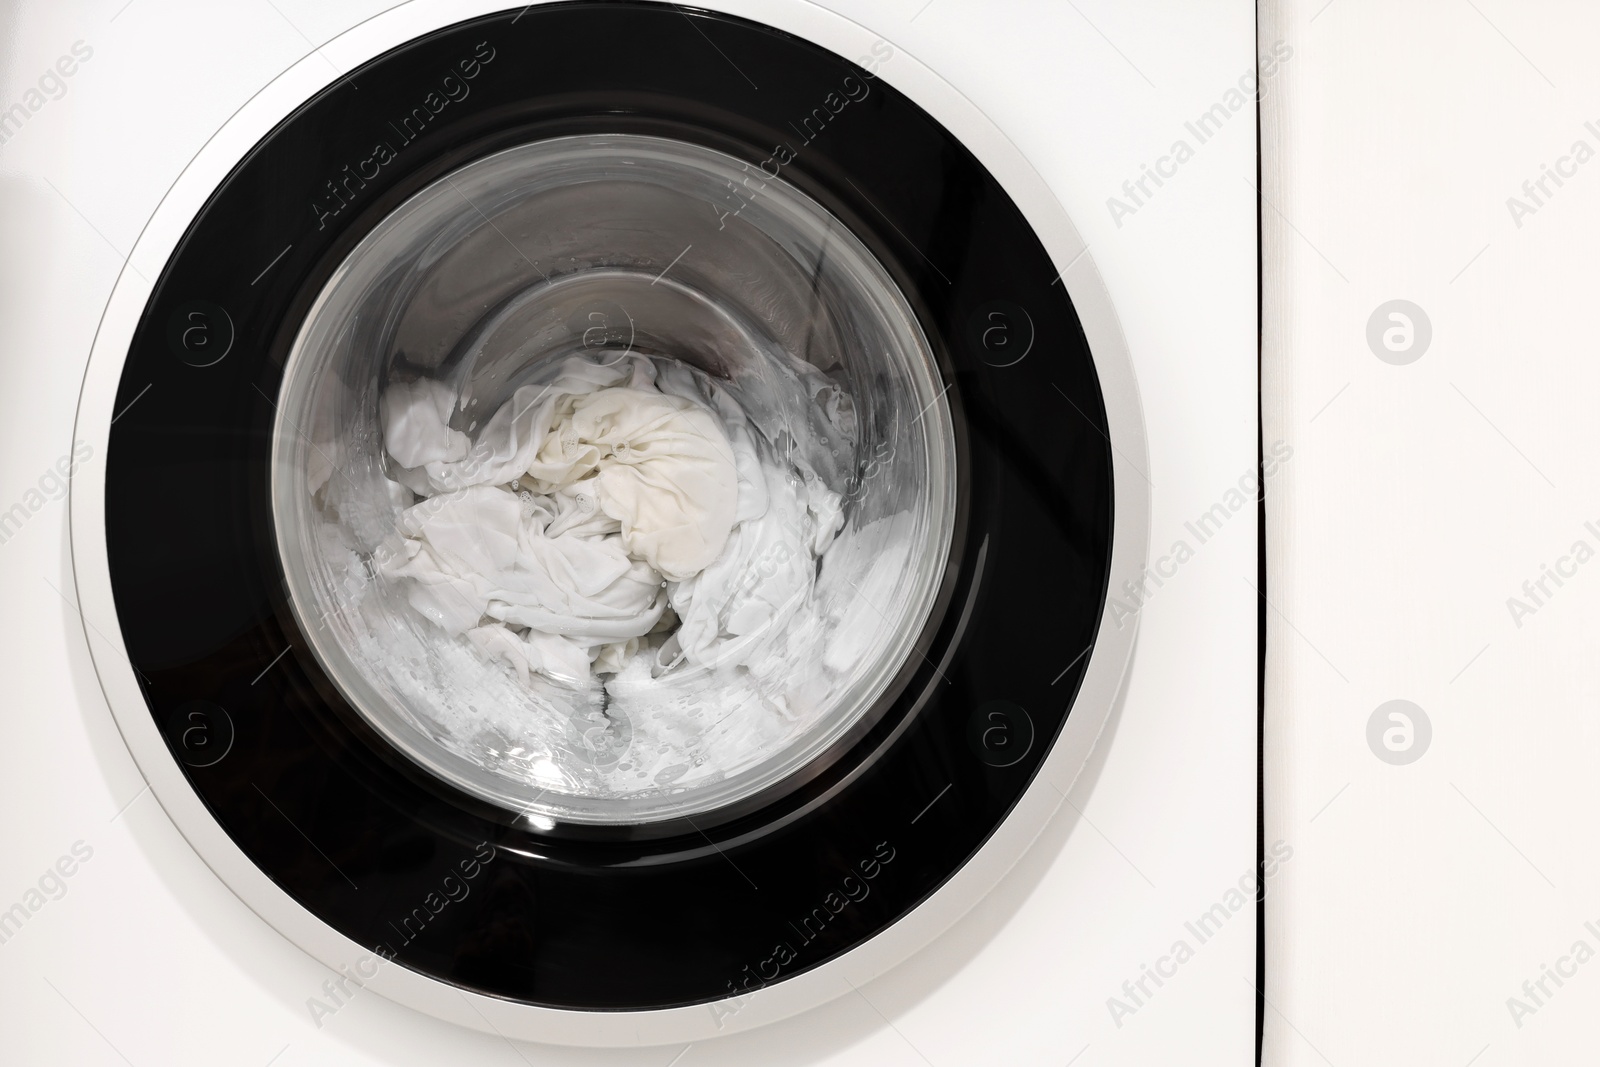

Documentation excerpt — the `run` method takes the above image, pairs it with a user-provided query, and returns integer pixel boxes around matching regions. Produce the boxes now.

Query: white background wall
[1263,1,1600,1064]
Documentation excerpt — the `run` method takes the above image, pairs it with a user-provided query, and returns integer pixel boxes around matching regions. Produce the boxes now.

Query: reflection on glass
[274,135,955,825]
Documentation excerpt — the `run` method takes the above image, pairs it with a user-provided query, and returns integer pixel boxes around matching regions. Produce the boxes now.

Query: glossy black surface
[105,2,1113,1009]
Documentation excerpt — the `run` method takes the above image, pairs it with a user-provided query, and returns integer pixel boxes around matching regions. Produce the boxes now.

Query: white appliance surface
[1262,2,1600,1065]
[0,1,1256,1063]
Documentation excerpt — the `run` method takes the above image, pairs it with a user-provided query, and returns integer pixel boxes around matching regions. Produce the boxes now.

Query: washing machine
[0,1,1258,1063]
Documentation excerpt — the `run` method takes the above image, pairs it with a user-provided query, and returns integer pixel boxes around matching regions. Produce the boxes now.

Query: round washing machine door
[73,0,1143,1045]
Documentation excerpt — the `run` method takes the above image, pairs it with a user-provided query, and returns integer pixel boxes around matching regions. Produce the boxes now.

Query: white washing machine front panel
[0,1,1257,1064]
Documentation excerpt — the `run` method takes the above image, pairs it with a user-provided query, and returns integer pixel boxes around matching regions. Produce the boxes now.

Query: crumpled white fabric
[376,353,842,686]
[524,385,738,581]
[381,378,471,469]
[465,623,595,686]
[384,357,738,581]
[377,483,666,645]
[659,413,843,672]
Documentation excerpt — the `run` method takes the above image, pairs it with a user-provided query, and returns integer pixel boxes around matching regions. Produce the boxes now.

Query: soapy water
[304,348,917,803]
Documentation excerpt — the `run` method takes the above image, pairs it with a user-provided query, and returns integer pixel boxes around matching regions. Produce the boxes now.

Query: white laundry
[381,378,471,469]
[465,623,595,686]
[376,353,843,691]
[379,483,666,643]
[404,358,634,492]
[286,333,968,817]
[384,357,738,581]
[663,452,842,672]
[523,385,739,581]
